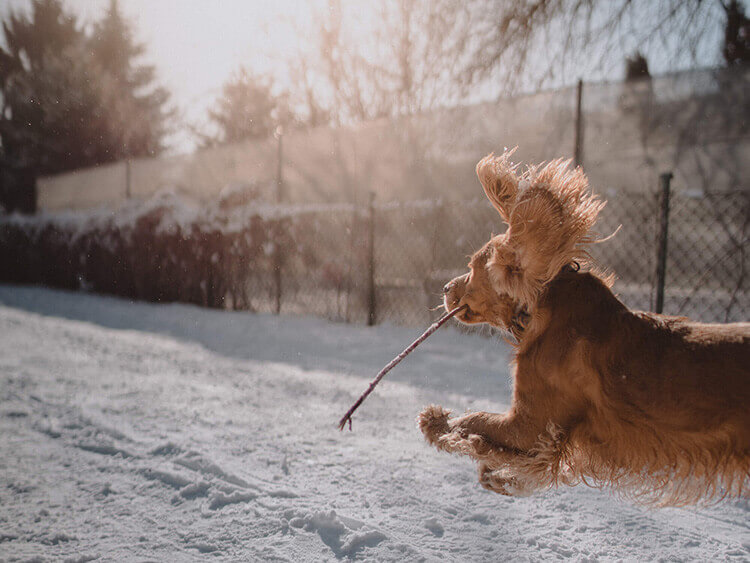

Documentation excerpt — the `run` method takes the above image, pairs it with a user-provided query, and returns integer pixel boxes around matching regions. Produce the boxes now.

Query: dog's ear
[476,149,519,222]
[502,159,604,305]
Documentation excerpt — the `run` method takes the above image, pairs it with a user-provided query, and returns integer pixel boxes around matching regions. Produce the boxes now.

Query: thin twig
[337,304,467,431]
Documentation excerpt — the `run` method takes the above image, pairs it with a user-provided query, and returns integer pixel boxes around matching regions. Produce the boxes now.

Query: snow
[0,285,748,562]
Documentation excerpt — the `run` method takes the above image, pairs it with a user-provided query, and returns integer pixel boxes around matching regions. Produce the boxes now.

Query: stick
[338,304,467,431]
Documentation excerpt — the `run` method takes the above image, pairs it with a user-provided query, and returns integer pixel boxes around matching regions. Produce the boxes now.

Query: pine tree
[625,52,651,81]
[723,0,750,66]
[0,0,103,212]
[88,0,172,158]
[0,0,172,213]
[199,68,289,148]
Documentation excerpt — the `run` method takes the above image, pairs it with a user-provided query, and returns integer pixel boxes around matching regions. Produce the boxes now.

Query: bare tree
[442,0,731,94]
[283,0,470,123]
[280,0,736,123]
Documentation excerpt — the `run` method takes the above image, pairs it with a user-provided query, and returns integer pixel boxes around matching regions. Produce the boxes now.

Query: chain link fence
[271,186,748,326]
[661,191,748,322]
[1,183,746,325]
[10,66,748,325]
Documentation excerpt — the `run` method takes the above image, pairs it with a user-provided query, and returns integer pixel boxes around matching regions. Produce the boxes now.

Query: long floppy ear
[476,149,520,222]
[502,159,605,306]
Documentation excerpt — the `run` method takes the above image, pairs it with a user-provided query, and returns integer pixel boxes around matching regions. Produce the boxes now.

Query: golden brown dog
[418,150,750,505]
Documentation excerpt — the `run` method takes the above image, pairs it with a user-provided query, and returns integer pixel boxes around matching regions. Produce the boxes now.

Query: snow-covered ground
[0,285,748,562]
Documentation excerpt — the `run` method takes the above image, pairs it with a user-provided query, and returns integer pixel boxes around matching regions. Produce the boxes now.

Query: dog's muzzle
[443,273,469,295]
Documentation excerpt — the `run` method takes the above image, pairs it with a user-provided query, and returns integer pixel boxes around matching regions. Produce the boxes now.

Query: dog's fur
[419,150,750,505]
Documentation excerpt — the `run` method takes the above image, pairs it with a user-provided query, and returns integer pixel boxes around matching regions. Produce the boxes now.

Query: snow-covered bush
[0,192,305,309]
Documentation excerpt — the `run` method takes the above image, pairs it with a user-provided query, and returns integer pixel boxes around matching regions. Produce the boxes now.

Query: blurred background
[0,0,748,324]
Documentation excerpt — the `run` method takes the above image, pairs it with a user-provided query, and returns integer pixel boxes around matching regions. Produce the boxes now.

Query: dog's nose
[444,273,469,294]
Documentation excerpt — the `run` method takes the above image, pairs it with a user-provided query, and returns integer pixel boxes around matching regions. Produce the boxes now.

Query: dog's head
[444,149,604,330]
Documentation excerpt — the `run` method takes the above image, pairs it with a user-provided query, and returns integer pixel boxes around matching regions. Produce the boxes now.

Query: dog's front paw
[418,406,496,458]
[417,404,451,445]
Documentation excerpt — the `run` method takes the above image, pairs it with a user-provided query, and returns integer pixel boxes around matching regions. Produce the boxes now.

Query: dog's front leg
[418,405,557,496]
[418,404,542,461]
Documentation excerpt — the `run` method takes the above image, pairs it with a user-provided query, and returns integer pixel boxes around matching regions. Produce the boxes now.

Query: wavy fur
[423,151,750,506]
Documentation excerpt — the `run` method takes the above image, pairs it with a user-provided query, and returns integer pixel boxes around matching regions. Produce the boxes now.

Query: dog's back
[531,270,750,502]
[537,270,750,426]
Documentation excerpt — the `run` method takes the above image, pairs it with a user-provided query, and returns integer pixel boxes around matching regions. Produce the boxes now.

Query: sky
[2,0,325,153]
[1,0,727,155]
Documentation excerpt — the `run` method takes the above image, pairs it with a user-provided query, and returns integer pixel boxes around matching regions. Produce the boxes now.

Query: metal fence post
[125,160,132,199]
[273,129,284,314]
[273,232,282,315]
[366,192,376,326]
[427,199,444,321]
[276,127,284,204]
[573,79,584,169]
[654,172,673,314]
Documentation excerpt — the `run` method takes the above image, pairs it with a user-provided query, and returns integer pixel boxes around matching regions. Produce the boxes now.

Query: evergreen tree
[0,0,172,213]
[625,52,651,81]
[723,0,750,65]
[198,68,290,148]
[0,0,101,212]
[88,0,172,158]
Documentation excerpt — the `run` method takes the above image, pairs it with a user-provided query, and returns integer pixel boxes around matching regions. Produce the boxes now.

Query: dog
[418,150,750,505]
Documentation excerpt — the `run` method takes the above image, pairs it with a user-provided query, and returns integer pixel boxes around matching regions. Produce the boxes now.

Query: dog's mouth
[456,305,479,324]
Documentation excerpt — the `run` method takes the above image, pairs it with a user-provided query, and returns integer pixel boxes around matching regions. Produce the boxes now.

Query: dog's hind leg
[477,461,536,496]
